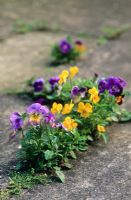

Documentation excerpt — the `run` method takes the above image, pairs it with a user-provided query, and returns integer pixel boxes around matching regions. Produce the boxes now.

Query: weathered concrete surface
[0,1,131,200]
[0,32,95,92]
[0,0,131,37]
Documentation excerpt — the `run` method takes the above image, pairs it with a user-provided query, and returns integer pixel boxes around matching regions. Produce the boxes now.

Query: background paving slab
[0,0,131,37]
[0,32,95,92]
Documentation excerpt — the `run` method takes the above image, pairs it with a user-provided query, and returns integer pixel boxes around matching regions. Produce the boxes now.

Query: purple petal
[33,78,44,92]
[10,112,23,130]
[79,87,86,97]
[98,79,109,93]
[71,86,80,96]
[26,103,41,114]
[40,105,49,116]
[59,39,72,54]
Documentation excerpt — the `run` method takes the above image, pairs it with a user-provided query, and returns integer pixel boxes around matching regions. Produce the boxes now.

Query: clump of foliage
[12,20,59,34]
[97,25,131,45]
[50,36,87,65]
[0,170,49,199]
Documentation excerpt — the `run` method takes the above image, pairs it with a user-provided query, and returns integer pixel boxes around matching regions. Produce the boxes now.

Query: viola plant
[10,67,128,172]
[22,66,127,111]
[50,36,86,65]
[9,102,87,183]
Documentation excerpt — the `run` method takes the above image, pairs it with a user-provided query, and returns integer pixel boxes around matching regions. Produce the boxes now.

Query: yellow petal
[88,87,98,96]
[97,125,105,132]
[69,66,79,78]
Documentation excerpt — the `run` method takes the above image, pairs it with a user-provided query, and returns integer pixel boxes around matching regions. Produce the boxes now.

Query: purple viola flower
[49,76,60,89]
[71,86,79,96]
[33,78,44,92]
[71,86,86,97]
[59,39,72,54]
[98,76,126,96]
[26,103,49,125]
[107,76,123,96]
[98,79,109,93]
[27,103,42,114]
[107,76,118,86]
[71,86,86,102]
[27,103,49,116]
[10,112,23,131]
[108,83,123,96]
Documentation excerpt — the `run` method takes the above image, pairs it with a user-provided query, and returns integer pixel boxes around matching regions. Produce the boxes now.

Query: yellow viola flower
[75,44,86,53]
[58,70,69,85]
[51,102,63,114]
[90,94,100,104]
[69,66,79,78]
[97,125,106,133]
[29,113,41,124]
[62,103,74,115]
[115,95,123,105]
[88,87,99,96]
[77,102,93,118]
[88,87,100,104]
[62,116,78,131]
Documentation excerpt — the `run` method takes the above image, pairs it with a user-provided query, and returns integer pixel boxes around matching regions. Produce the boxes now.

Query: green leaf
[54,167,65,183]
[87,135,93,141]
[66,35,72,43]
[119,111,131,122]
[21,113,27,120]
[110,116,119,122]
[124,91,131,97]
[75,119,83,124]
[64,162,73,169]
[97,36,107,45]
[78,146,88,151]
[101,133,109,144]
[44,150,54,160]
[69,150,77,159]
